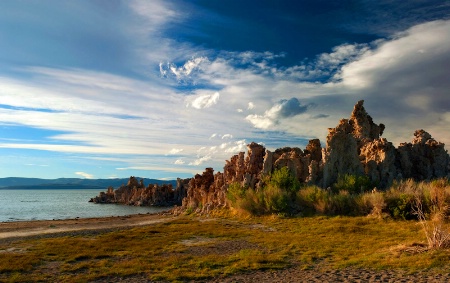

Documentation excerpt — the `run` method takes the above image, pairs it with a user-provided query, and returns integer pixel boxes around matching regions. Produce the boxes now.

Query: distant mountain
[0,177,176,190]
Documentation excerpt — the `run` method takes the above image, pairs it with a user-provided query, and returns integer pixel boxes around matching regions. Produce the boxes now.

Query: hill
[0,177,176,190]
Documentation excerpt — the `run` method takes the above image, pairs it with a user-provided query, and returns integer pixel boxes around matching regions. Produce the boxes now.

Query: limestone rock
[397,130,449,180]
[90,176,186,206]
[349,100,385,143]
[360,138,397,188]
[322,119,364,187]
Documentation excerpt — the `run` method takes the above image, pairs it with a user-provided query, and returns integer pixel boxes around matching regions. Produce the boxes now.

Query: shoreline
[0,211,174,241]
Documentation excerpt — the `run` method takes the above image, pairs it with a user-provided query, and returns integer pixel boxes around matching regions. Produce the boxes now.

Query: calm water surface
[0,189,170,222]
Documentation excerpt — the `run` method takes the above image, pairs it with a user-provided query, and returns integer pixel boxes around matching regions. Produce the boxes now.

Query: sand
[0,212,173,240]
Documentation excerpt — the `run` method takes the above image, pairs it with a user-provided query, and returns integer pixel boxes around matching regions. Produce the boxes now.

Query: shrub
[413,179,450,249]
[385,192,415,220]
[359,192,386,218]
[226,167,300,215]
[263,184,290,213]
[328,190,359,216]
[297,186,331,215]
[268,166,300,195]
[226,182,247,206]
[333,174,373,194]
[239,188,266,215]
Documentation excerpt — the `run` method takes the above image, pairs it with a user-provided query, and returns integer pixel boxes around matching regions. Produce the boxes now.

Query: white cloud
[168,148,183,155]
[161,57,209,81]
[197,146,206,152]
[75,171,94,179]
[224,140,247,153]
[337,20,450,89]
[129,0,179,33]
[189,155,211,166]
[317,43,369,69]
[247,102,255,110]
[174,159,185,165]
[221,134,233,139]
[188,92,220,109]
[246,98,310,129]
[245,114,274,129]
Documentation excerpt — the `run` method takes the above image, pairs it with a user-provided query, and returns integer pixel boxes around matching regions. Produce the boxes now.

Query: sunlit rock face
[322,100,389,188]
[173,100,449,214]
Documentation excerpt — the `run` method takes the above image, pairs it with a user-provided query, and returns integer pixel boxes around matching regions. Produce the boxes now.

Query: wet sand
[0,212,173,240]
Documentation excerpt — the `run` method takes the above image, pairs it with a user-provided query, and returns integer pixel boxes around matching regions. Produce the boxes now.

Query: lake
[0,189,170,222]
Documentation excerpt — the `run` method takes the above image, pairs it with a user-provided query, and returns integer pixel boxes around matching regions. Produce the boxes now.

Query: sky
[0,0,449,180]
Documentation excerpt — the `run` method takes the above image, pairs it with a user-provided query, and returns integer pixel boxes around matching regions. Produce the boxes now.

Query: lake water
[0,189,170,222]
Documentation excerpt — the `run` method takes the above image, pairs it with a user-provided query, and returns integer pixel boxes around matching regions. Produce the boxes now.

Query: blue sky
[0,0,449,180]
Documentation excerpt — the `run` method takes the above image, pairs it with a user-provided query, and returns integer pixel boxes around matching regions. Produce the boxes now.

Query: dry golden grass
[1,214,450,282]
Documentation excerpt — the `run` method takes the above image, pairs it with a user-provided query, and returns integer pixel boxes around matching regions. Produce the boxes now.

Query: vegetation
[1,214,450,282]
[227,167,300,215]
[332,173,374,194]
[227,168,450,220]
[227,168,450,250]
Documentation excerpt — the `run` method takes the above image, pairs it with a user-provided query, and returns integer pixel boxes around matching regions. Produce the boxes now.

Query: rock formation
[90,176,187,206]
[92,101,449,213]
[322,100,391,188]
[397,130,449,180]
[173,100,449,214]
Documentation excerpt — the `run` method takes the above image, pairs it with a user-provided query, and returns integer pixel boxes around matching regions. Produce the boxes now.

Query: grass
[1,213,449,282]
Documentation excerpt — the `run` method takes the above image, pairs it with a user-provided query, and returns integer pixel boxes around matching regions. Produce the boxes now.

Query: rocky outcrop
[93,101,449,212]
[174,100,449,214]
[397,130,449,180]
[360,138,397,188]
[322,100,392,188]
[321,101,448,188]
[90,176,187,206]
[174,141,325,214]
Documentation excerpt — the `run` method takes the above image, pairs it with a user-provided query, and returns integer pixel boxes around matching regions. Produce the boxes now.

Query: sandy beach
[0,212,174,241]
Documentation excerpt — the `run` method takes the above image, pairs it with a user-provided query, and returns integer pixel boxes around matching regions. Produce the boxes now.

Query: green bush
[268,166,300,194]
[297,187,362,216]
[226,167,300,215]
[226,182,247,206]
[385,190,416,220]
[239,188,266,215]
[328,191,359,216]
[227,171,450,219]
[297,186,331,215]
[333,174,373,194]
[263,184,290,213]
